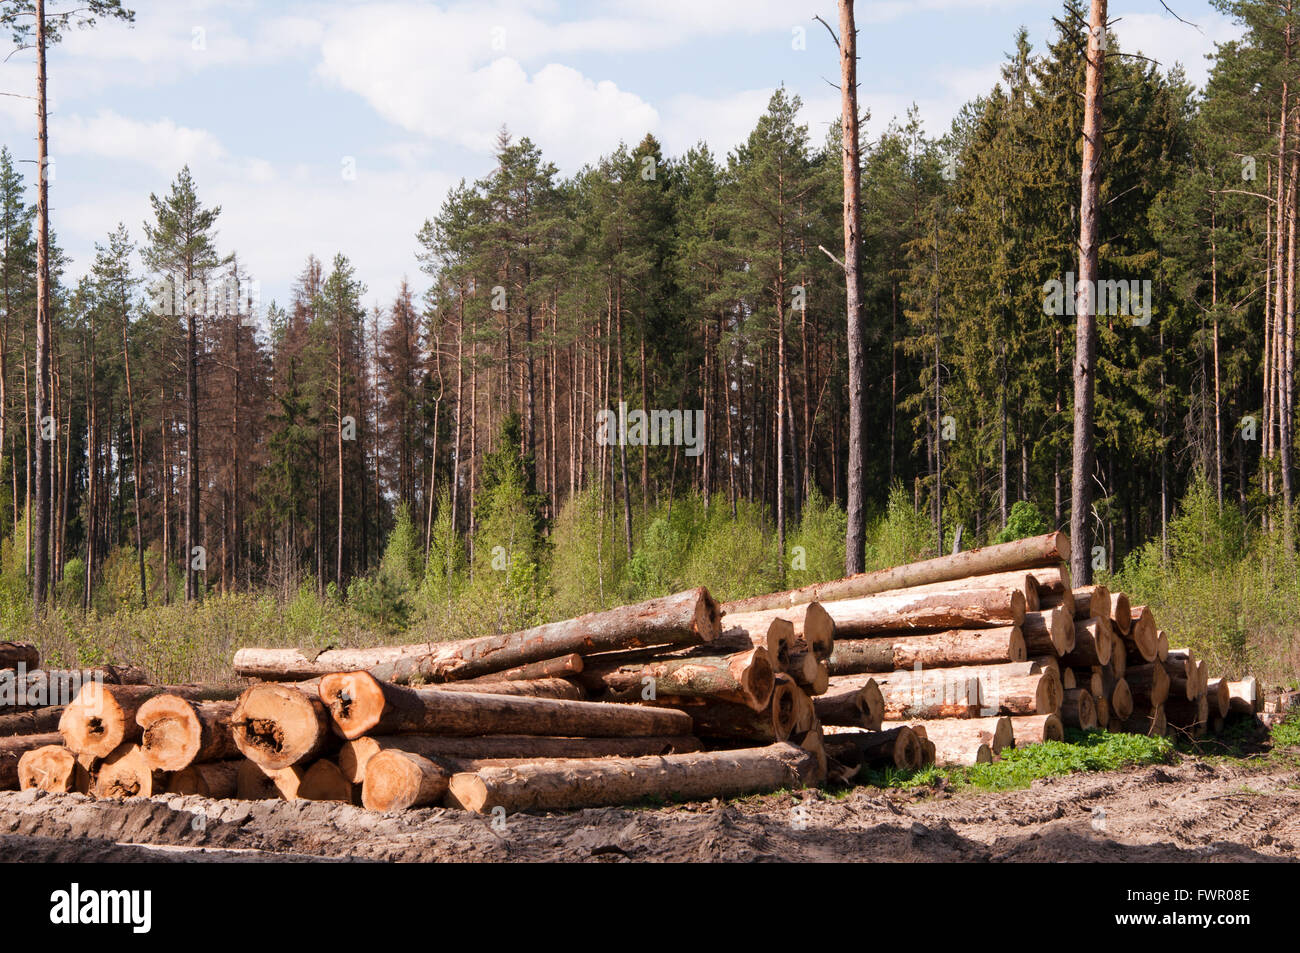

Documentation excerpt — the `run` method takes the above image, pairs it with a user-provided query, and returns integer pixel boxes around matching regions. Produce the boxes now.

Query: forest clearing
[0,0,1294,894]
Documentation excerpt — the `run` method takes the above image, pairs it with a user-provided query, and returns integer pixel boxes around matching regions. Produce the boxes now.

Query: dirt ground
[1,754,1298,862]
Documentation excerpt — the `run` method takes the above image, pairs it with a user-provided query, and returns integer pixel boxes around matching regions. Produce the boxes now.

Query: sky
[0,0,1244,316]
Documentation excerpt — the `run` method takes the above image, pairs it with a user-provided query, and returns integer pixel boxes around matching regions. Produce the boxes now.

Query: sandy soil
[1,755,1297,862]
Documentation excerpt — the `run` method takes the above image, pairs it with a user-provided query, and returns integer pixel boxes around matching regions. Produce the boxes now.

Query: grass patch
[1270,712,1300,750]
[861,730,1177,793]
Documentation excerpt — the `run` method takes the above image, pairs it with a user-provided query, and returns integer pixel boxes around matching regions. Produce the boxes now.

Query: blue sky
[0,0,1241,315]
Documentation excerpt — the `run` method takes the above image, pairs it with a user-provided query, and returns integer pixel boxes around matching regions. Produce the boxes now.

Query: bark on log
[1070,585,1111,621]
[713,604,834,663]
[94,743,166,798]
[1061,688,1097,730]
[1228,676,1260,715]
[852,669,982,720]
[578,649,772,710]
[447,743,821,814]
[137,696,238,772]
[230,683,333,770]
[0,731,62,789]
[723,532,1068,613]
[456,654,584,683]
[363,749,449,811]
[977,668,1062,716]
[318,671,694,741]
[711,613,793,669]
[652,675,799,743]
[17,743,87,793]
[827,625,1024,675]
[1121,704,1166,737]
[1095,694,1110,730]
[851,725,923,770]
[0,704,63,737]
[0,642,38,670]
[431,678,584,701]
[1165,692,1209,730]
[58,684,177,758]
[235,760,305,800]
[1029,564,1074,615]
[375,588,722,684]
[891,716,1012,757]
[1021,607,1075,656]
[900,570,1041,610]
[1126,663,1171,708]
[0,666,148,712]
[233,643,439,682]
[819,587,1026,635]
[168,761,239,798]
[812,680,879,728]
[1062,668,1076,690]
[1009,713,1064,744]
[1061,617,1113,668]
[338,734,703,784]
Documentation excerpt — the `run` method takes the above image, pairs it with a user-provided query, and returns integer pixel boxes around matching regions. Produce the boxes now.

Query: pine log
[1155,629,1169,661]
[928,733,992,766]
[1228,676,1260,715]
[1062,668,1076,690]
[813,679,879,728]
[892,716,1012,757]
[1095,694,1110,730]
[1109,677,1134,721]
[230,683,333,770]
[447,743,821,814]
[456,654,584,683]
[1010,713,1064,744]
[723,532,1068,613]
[298,759,354,802]
[431,678,584,700]
[1070,584,1111,621]
[1110,632,1127,678]
[0,731,63,789]
[17,744,88,793]
[711,613,794,669]
[1061,617,1113,668]
[0,642,38,670]
[977,667,1062,716]
[900,570,1041,610]
[822,586,1026,634]
[338,734,702,784]
[319,671,693,741]
[58,684,171,758]
[1193,658,1209,697]
[362,749,449,811]
[169,761,240,798]
[233,642,438,681]
[0,665,148,712]
[1206,677,1231,719]
[1021,607,1075,655]
[849,725,923,770]
[0,705,63,737]
[1165,692,1209,730]
[652,676,799,743]
[1121,704,1166,737]
[1163,650,1197,699]
[1110,591,1133,635]
[855,669,982,720]
[1061,688,1097,730]
[1125,606,1158,662]
[235,760,305,800]
[1078,667,1103,697]
[1030,564,1074,615]
[713,604,835,663]
[578,649,772,709]
[137,696,238,772]
[1126,662,1171,708]
[95,743,166,798]
[784,676,816,734]
[377,588,721,684]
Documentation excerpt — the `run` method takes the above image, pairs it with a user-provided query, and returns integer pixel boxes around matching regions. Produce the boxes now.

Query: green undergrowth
[861,730,1178,793]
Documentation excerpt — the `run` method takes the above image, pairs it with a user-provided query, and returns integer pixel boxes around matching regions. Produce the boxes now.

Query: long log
[318,671,693,741]
[230,683,333,770]
[723,532,1068,613]
[710,614,794,669]
[338,734,703,784]
[577,649,772,710]
[817,586,1025,635]
[431,678,584,701]
[233,642,439,682]
[979,668,1061,716]
[0,642,38,670]
[95,743,166,798]
[900,570,1041,610]
[851,669,982,720]
[447,743,821,814]
[650,679,798,743]
[0,705,64,737]
[18,744,88,793]
[843,725,923,770]
[137,696,238,772]
[1061,688,1097,730]
[827,625,1024,675]
[710,604,835,663]
[0,732,63,789]
[1205,677,1231,719]
[363,749,449,811]
[1021,607,1075,655]
[298,759,354,802]
[812,679,879,728]
[455,654,584,683]
[1009,713,1064,744]
[0,665,149,712]
[1061,617,1113,668]
[169,761,240,798]
[891,716,1012,757]
[1069,585,1111,621]
[376,588,721,684]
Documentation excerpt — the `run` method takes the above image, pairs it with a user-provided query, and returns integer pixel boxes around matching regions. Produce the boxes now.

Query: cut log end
[362,750,449,812]
[18,745,86,793]
[231,683,328,769]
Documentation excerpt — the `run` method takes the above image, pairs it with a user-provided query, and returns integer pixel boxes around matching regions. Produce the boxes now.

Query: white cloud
[1110,8,1244,90]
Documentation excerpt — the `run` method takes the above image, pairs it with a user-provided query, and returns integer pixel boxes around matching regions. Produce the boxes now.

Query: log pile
[1,534,1263,814]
